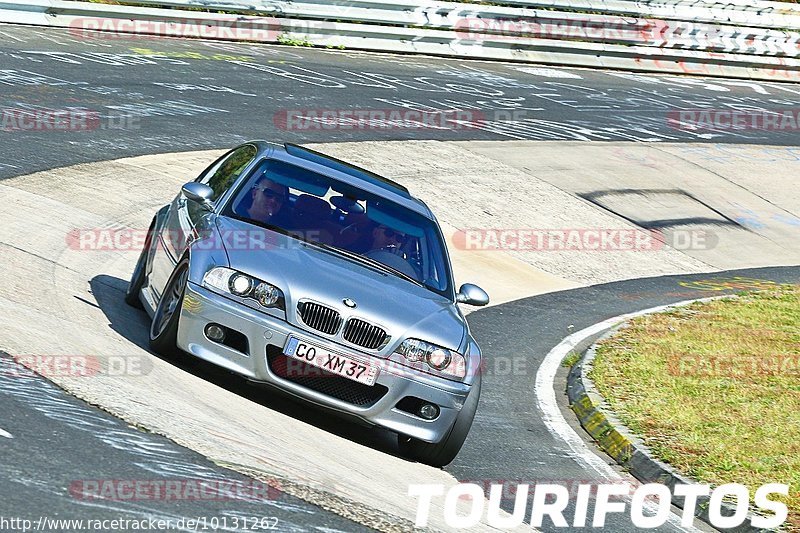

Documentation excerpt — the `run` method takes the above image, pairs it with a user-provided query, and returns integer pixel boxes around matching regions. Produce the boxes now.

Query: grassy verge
[589,285,800,529]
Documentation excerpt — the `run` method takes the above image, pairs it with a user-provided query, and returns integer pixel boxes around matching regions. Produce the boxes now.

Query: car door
[148,144,259,299]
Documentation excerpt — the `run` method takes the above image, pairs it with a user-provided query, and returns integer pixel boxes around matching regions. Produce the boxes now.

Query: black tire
[124,222,155,309]
[398,374,482,468]
[149,258,189,356]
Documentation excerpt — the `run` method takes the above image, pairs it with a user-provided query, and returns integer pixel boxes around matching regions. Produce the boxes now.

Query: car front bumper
[177,282,472,443]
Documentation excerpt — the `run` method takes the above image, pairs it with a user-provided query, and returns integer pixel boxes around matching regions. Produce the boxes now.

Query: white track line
[0,427,13,438]
[535,297,722,532]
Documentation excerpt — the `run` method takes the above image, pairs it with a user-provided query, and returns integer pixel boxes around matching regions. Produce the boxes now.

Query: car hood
[215,217,465,355]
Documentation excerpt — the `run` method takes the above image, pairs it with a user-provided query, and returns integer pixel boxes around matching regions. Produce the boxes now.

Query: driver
[364,225,422,281]
[368,224,407,253]
[246,177,289,225]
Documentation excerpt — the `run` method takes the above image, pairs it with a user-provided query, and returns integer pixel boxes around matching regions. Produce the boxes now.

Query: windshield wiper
[311,242,425,288]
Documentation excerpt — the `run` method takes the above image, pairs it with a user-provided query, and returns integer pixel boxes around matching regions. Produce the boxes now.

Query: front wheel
[149,258,189,356]
[398,375,481,468]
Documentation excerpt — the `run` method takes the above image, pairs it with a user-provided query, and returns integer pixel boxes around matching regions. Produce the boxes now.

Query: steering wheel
[339,222,360,235]
[364,249,419,279]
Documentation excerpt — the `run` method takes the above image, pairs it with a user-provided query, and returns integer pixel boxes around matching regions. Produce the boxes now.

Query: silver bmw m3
[126,141,489,467]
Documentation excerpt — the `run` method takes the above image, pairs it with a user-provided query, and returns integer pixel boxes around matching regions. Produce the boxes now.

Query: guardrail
[2,0,800,81]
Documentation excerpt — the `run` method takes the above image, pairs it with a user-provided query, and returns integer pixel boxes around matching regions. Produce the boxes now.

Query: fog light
[417,403,440,420]
[205,324,226,342]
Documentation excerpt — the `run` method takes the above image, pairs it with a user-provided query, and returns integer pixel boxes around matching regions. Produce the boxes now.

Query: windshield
[223,158,453,297]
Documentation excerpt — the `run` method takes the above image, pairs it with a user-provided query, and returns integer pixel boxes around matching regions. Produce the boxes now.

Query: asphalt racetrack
[3,24,800,180]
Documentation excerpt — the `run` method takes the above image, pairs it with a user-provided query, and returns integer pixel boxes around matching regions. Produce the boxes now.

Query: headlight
[394,338,466,380]
[427,347,452,370]
[203,267,284,310]
[254,282,281,307]
[229,273,253,296]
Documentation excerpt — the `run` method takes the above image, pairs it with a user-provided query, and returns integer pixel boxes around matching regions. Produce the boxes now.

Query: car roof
[248,141,435,220]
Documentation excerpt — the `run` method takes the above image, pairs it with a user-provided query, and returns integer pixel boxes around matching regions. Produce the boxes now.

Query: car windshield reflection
[224,158,452,297]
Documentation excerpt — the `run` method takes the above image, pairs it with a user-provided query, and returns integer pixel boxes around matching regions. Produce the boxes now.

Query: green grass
[590,285,800,530]
[561,351,582,368]
[277,34,314,47]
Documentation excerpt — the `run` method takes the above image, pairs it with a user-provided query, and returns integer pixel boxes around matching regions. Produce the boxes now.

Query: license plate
[283,337,379,386]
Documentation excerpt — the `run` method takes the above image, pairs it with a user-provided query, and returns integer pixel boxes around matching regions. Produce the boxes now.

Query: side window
[198,144,258,202]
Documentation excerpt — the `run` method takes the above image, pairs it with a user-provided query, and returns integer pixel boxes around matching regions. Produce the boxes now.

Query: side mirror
[456,283,490,306]
[182,182,214,210]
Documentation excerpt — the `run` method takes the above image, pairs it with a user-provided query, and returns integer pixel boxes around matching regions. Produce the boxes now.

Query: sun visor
[256,159,329,197]
[366,200,425,238]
